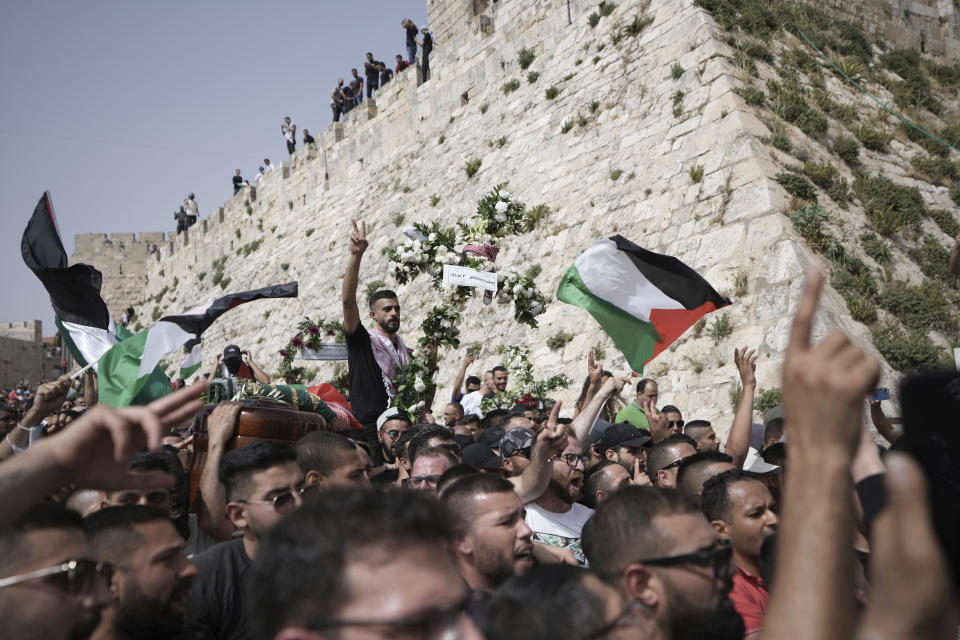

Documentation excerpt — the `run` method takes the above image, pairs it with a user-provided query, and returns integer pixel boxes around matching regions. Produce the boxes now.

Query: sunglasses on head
[0,559,113,595]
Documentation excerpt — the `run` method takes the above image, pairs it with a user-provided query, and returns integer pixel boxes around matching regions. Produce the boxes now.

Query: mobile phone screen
[870,387,890,402]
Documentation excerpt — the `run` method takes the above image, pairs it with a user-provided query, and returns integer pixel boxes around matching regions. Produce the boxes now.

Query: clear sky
[0,0,428,334]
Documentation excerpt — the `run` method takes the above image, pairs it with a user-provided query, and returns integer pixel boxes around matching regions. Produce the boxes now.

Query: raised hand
[587,350,603,388]
[642,396,670,442]
[599,375,630,399]
[350,219,369,256]
[734,346,758,387]
[21,376,72,426]
[631,458,652,485]
[536,400,567,452]
[782,269,880,456]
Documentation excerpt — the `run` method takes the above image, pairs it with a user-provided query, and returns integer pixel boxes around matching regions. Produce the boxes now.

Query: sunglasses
[0,559,113,595]
[239,484,316,514]
[386,429,407,440]
[668,420,685,428]
[637,540,733,580]
[661,457,687,471]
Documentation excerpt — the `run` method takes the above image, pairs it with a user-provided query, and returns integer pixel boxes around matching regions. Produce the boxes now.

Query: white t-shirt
[460,390,484,417]
[525,501,594,565]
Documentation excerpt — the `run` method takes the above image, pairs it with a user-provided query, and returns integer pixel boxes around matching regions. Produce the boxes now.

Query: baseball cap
[376,407,412,431]
[743,446,780,474]
[499,427,535,458]
[600,423,652,453]
[477,426,506,448]
[462,443,503,470]
[763,405,784,428]
[223,344,242,360]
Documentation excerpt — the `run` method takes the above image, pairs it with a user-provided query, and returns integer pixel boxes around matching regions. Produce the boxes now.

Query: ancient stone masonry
[71,0,959,436]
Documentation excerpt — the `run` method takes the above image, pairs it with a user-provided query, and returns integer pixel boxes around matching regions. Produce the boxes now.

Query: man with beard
[0,502,113,640]
[581,460,633,508]
[582,486,744,640]
[524,426,593,565]
[441,474,534,625]
[684,420,720,452]
[601,422,652,481]
[85,506,196,640]
[442,401,464,427]
[370,407,412,482]
[213,345,270,384]
[183,441,305,640]
[342,220,412,446]
[646,435,698,488]
[701,469,778,637]
[490,366,509,397]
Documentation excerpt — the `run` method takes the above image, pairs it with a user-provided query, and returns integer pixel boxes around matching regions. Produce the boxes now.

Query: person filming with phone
[213,344,271,384]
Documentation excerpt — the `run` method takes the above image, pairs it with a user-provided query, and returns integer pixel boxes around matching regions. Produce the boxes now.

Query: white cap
[742,446,780,474]
[376,406,408,431]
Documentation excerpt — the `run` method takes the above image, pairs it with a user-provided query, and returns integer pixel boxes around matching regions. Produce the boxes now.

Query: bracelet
[5,433,25,454]
[16,424,34,432]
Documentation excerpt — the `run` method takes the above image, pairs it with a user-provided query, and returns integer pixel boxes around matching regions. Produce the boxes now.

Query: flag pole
[71,359,97,379]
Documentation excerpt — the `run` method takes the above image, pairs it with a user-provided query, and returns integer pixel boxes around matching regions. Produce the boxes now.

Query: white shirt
[460,390,484,417]
[524,502,594,539]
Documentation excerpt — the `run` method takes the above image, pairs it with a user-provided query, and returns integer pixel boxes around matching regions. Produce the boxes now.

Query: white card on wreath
[300,344,349,361]
[442,265,498,292]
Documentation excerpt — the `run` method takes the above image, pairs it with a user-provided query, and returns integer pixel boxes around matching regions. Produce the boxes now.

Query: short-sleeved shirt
[351,77,363,93]
[405,24,418,46]
[525,502,594,565]
[380,68,393,85]
[182,538,254,640]
[232,175,243,188]
[729,565,769,635]
[614,402,652,431]
[364,61,380,80]
[345,324,389,434]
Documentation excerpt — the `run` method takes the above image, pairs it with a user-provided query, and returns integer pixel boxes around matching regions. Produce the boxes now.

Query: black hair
[646,436,696,483]
[676,450,734,495]
[485,565,608,639]
[409,425,454,464]
[764,419,785,444]
[130,450,176,474]
[251,488,452,638]
[582,486,699,579]
[636,378,655,395]
[701,469,762,524]
[581,460,619,509]
[480,409,508,431]
[436,465,480,495]
[84,505,171,568]
[492,366,508,375]
[465,375,481,387]
[0,502,84,575]
[414,446,458,467]
[295,431,357,476]
[456,413,480,426]
[685,419,712,431]
[367,289,398,310]
[661,404,682,416]
[440,472,515,528]
[446,402,465,416]
[218,441,297,501]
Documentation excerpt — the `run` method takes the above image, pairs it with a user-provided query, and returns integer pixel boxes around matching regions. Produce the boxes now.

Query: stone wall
[69,0,940,436]
[804,0,960,60]
[0,321,42,343]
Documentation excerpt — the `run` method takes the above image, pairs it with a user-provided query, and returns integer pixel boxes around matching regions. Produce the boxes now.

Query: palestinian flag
[21,191,115,366]
[556,236,730,373]
[97,282,298,406]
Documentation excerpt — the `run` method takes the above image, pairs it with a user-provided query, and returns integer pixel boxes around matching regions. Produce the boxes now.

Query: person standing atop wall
[402,18,418,66]
[350,69,364,107]
[418,27,433,81]
[281,116,296,155]
[331,80,345,122]
[232,169,243,195]
[363,52,380,99]
[378,60,393,88]
[184,193,199,226]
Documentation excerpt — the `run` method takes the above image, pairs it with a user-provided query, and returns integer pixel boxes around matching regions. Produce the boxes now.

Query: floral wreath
[479,345,570,413]
[383,183,558,413]
[277,317,346,386]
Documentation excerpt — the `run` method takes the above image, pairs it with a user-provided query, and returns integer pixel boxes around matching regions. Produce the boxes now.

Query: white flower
[483,262,495,271]
[530,303,543,314]
[428,233,437,242]
[512,284,523,294]
[414,380,426,393]
[495,200,509,213]
[501,189,512,199]
[497,271,506,282]
[494,214,506,223]
[507,273,517,283]
[413,240,422,250]
[526,287,536,296]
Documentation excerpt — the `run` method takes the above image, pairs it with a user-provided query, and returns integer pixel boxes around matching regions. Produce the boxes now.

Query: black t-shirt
[342,84,354,100]
[364,61,379,80]
[351,77,363,92]
[303,133,315,144]
[345,324,389,434]
[232,175,243,187]
[422,33,433,54]
[406,25,418,46]
[182,538,253,640]
[380,68,393,85]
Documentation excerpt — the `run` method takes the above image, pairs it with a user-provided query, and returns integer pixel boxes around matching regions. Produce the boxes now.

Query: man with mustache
[86,506,197,640]
[342,220,412,446]
[582,486,745,640]
[0,502,113,640]
[441,474,534,625]
[702,469,778,637]
[523,426,592,564]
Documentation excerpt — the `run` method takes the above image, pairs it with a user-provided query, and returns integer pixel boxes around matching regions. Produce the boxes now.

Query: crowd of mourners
[1,217,957,640]
[219,17,434,215]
